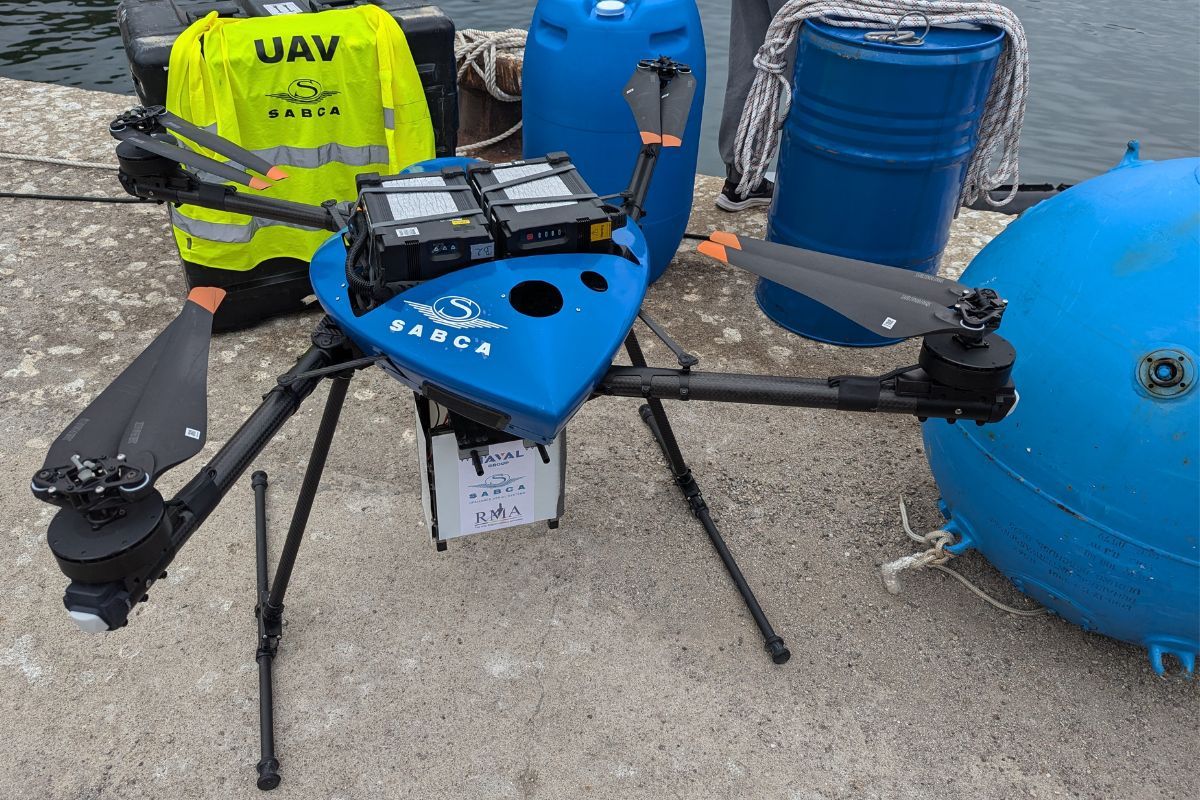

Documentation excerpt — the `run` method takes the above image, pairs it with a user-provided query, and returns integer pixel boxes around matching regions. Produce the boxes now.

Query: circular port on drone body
[509,280,564,317]
[581,271,608,292]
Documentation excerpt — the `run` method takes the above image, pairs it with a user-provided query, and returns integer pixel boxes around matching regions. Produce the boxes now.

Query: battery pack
[468,153,623,258]
[356,167,494,283]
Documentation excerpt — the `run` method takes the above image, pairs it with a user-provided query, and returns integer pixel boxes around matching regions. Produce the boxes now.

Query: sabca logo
[266,78,342,120]
[268,79,340,105]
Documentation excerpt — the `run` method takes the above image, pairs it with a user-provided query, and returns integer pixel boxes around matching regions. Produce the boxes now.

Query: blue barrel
[923,146,1200,674]
[761,20,1004,346]
[522,0,705,282]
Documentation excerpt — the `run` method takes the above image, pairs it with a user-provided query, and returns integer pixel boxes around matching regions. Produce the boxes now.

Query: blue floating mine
[923,144,1200,675]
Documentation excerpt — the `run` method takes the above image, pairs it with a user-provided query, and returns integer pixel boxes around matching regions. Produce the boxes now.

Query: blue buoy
[922,145,1200,674]
[522,0,705,282]
[762,20,1003,346]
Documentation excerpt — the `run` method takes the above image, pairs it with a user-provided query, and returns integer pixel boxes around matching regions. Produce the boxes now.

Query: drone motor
[919,331,1017,392]
[46,490,169,586]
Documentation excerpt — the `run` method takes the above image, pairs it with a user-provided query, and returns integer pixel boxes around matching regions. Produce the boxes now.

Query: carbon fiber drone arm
[115,139,342,232]
[596,365,1016,424]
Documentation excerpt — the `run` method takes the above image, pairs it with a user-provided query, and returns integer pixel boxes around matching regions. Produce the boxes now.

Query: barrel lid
[595,0,626,17]
[807,17,1004,53]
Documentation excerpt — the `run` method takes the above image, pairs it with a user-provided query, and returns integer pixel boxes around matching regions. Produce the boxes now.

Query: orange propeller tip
[639,131,662,145]
[709,231,741,249]
[662,134,682,147]
[249,177,272,191]
[188,286,227,314]
[265,166,289,181]
[696,241,728,263]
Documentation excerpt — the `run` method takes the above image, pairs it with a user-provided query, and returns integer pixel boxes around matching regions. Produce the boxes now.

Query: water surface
[1,0,1196,181]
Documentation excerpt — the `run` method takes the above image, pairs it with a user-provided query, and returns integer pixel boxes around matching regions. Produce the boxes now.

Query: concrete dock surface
[0,78,1196,800]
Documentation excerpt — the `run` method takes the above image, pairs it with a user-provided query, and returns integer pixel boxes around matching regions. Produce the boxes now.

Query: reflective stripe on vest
[257,143,392,168]
[165,6,434,271]
[191,143,392,178]
[170,206,323,244]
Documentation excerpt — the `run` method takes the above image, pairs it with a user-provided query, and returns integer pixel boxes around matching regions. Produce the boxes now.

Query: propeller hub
[32,454,152,524]
[109,105,167,137]
[954,287,1007,334]
[637,56,691,79]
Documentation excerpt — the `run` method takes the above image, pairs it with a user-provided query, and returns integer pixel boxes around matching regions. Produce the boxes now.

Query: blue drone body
[309,220,651,444]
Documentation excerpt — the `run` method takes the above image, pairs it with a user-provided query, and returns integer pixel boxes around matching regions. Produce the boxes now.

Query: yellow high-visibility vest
[166,5,434,271]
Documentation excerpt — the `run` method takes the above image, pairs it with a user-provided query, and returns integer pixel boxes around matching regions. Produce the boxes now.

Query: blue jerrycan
[523,0,705,282]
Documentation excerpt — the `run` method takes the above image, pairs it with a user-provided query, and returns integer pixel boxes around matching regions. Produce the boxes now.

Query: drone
[30,58,1017,790]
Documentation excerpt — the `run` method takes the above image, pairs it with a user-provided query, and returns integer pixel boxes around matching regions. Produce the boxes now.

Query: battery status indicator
[525,227,564,242]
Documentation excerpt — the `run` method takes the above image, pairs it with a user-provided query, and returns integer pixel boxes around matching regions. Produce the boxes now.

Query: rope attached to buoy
[882,500,1049,617]
[454,28,526,155]
[733,1,1030,207]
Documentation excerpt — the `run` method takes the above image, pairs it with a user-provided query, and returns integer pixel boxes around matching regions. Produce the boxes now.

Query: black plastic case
[117,0,458,331]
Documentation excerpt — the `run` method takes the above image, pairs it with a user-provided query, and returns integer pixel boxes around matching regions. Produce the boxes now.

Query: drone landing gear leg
[250,375,352,790]
[252,471,280,790]
[624,333,790,665]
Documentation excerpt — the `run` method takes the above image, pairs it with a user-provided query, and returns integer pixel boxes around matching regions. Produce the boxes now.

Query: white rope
[454,28,526,155]
[881,500,1048,617]
[733,0,1029,207]
[455,121,523,155]
[0,151,118,170]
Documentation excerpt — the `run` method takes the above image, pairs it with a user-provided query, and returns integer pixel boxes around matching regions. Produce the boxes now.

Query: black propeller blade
[112,128,271,190]
[708,232,969,305]
[697,235,1003,340]
[623,65,663,145]
[155,110,288,182]
[659,68,696,148]
[41,287,226,483]
[623,58,696,148]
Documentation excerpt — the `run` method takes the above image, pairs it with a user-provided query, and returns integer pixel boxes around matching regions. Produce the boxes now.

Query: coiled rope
[881,500,1048,616]
[733,0,1029,207]
[454,28,526,155]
